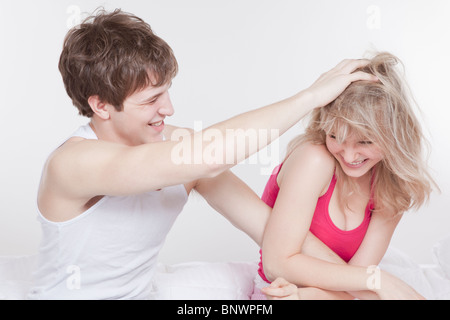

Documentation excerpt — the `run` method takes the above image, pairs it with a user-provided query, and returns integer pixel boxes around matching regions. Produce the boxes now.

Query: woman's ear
[88,95,111,120]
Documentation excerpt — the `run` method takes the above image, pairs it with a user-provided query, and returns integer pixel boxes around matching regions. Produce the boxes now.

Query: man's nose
[159,94,174,117]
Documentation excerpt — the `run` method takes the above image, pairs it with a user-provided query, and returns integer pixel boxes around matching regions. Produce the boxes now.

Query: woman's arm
[344,211,407,299]
[300,213,402,300]
[261,144,423,298]
[348,211,401,267]
[262,143,424,299]
[264,216,424,300]
[297,213,405,299]
[261,143,373,292]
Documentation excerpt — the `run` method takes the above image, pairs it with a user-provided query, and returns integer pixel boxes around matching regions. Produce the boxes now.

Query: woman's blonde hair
[287,52,437,216]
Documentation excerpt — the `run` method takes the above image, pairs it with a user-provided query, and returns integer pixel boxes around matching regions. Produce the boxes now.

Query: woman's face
[325,132,384,180]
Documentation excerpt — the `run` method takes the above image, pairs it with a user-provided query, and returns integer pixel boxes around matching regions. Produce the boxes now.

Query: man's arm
[193,170,270,247]
[41,59,377,220]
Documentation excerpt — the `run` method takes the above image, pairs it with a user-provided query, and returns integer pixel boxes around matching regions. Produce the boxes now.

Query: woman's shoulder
[278,142,335,191]
[286,142,335,169]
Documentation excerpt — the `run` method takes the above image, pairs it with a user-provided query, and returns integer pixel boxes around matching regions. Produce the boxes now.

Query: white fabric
[149,261,258,300]
[70,124,98,140]
[151,246,450,300]
[1,245,450,300]
[386,249,450,300]
[0,255,37,300]
[432,234,450,279]
[251,273,269,300]
[27,125,188,300]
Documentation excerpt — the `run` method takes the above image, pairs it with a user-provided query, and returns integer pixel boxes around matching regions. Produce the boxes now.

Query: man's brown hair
[59,8,178,117]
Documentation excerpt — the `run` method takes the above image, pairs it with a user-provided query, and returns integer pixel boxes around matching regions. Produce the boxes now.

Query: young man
[28,9,376,299]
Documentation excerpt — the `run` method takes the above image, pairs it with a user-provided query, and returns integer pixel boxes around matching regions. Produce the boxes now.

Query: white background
[0,0,448,265]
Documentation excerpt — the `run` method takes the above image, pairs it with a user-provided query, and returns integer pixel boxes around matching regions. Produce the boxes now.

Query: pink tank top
[258,164,373,283]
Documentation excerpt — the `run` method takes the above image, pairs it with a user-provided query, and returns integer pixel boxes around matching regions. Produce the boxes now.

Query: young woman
[254,52,438,300]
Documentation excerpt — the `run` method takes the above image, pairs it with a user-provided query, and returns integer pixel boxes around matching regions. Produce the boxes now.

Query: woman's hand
[262,277,355,300]
[261,277,300,300]
[261,272,426,300]
[303,59,379,109]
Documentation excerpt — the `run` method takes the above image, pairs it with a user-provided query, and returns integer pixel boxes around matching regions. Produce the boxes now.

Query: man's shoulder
[46,136,91,166]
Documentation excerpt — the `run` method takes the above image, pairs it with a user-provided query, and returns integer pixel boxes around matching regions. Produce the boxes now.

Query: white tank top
[28,124,188,300]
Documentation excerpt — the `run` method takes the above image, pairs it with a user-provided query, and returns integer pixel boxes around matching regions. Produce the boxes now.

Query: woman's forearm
[264,252,375,293]
[300,232,379,299]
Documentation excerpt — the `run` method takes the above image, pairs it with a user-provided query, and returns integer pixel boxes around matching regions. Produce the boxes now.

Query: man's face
[109,81,174,146]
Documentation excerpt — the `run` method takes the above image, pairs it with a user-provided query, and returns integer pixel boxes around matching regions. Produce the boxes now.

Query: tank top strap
[70,123,98,140]
[321,173,337,200]
[69,123,167,141]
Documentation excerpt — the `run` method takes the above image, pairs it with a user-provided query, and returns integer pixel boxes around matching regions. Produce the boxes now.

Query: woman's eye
[359,141,373,145]
[329,134,336,139]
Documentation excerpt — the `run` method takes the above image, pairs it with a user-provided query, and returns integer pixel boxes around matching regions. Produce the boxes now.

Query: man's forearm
[182,91,314,170]
[174,59,378,173]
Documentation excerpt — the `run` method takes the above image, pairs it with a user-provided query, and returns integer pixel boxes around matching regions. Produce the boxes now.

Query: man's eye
[143,98,157,106]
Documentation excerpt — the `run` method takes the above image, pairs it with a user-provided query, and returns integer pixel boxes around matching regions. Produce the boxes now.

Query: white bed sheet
[1,242,450,300]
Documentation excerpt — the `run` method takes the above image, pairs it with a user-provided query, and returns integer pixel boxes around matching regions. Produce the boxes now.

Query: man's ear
[88,95,111,120]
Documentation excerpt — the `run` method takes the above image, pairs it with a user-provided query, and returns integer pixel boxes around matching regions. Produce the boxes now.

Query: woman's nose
[341,147,360,163]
